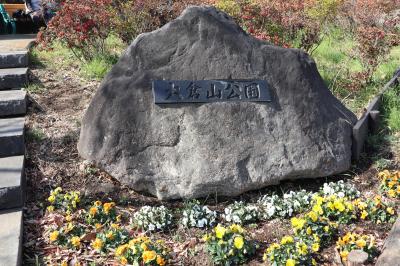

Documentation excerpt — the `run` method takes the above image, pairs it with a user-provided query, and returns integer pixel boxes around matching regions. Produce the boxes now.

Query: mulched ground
[23,57,399,266]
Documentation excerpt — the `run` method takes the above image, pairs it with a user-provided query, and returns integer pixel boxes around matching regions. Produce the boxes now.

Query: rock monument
[78,6,357,200]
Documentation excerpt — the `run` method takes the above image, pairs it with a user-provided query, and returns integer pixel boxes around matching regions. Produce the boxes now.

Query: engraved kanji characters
[165,82,183,100]
[225,83,242,99]
[245,83,260,99]
[186,82,202,99]
[207,83,222,99]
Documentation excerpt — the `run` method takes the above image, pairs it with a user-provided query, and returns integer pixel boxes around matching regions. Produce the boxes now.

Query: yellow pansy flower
[387,207,395,215]
[286,258,296,266]
[71,236,81,248]
[116,244,128,256]
[291,217,306,230]
[47,205,55,212]
[388,189,397,198]
[230,224,244,233]
[92,238,104,250]
[297,243,308,255]
[156,255,166,266]
[281,236,294,245]
[333,200,345,212]
[340,250,349,261]
[95,223,102,229]
[234,236,244,249]
[312,242,319,252]
[89,207,97,216]
[356,239,366,248]
[306,227,312,235]
[103,202,115,214]
[215,224,226,239]
[141,242,149,251]
[49,230,59,242]
[202,233,211,242]
[308,211,318,222]
[120,257,128,265]
[142,250,157,263]
[361,210,368,219]
[48,195,56,204]
[312,204,323,215]
[111,223,120,229]
[106,231,115,240]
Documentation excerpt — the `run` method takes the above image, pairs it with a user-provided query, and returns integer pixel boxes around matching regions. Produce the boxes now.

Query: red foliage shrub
[38,0,113,61]
[351,0,400,83]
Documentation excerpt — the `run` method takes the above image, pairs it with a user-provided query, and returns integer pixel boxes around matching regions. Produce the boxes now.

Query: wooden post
[347,249,368,266]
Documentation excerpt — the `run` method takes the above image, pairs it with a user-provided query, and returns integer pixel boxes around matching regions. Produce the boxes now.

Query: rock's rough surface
[78,6,357,200]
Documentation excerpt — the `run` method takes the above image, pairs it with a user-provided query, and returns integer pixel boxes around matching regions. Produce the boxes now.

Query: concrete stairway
[0,34,35,266]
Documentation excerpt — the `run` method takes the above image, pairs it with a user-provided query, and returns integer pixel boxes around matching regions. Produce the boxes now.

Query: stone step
[0,208,23,266]
[0,90,26,117]
[0,117,24,158]
[0,68,28,90]
[0,51,28,69]
[0,156,25,210]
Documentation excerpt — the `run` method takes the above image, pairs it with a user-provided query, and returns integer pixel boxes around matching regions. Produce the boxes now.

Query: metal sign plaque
[152,80,272,104]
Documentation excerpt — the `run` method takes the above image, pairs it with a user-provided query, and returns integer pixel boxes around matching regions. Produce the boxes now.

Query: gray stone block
[0,90,26,117]
[0,208,23,266]
[0,51,28,69]
[0,156,25,210]
[0,68,28,90]
[0,117,24,158]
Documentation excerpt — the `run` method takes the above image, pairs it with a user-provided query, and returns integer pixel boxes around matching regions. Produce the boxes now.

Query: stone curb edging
[351,68,400,161]
[375,216,400,266]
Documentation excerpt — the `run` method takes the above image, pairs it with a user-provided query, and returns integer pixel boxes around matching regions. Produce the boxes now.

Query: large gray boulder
[78,6,357,200]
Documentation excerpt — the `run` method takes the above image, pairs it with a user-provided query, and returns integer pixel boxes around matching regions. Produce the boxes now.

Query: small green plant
[378,170,400,198]
[354,196,396,224]
[336,232,378,263]
[27,128,46,142]
[48,222,85,249]
[311,195,356,224]
[25,83,45,94]
[132,206,173,232]
[181,200,217,228]
[46,187,80,214]
[203,224,256,265]
[223,201,260,225]
[114,236,169,265]
[291,211,338,248]
[86,201,118,225]
[263,235,317,266]
[94,226,130,251]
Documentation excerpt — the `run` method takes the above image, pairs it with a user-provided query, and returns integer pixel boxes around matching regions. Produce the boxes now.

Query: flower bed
[38,174,399,265]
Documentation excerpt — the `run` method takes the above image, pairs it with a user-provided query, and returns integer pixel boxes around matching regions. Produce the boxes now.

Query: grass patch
[31,35,126,80]
[30,43,76,69]
[313,27,400,115]
[80,55,118,80]
[382,85,400,132]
